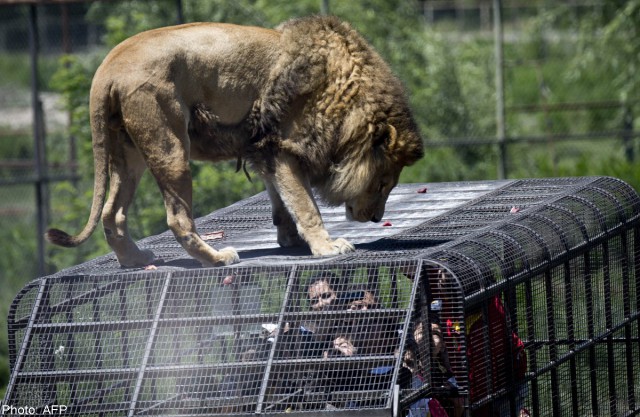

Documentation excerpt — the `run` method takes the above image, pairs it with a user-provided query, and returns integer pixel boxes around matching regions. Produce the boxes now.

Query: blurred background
[0,0,638,394]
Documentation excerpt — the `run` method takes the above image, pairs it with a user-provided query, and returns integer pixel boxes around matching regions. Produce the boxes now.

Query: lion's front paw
[332,238,355,254]
[201,247,240,267]
[217,247,240,266]
[310,238,355,256]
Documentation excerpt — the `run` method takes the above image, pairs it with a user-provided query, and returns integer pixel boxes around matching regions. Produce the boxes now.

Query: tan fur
[46,16,424,267]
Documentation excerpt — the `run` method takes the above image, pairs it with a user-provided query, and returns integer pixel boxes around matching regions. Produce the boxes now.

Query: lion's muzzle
[346,203,385,223]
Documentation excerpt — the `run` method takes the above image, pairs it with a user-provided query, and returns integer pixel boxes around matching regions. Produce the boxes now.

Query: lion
[46,16,424,267]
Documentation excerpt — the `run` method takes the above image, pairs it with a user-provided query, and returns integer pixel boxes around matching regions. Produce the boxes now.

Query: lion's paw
[201,247,240,267]
[311,238,355,256]
[332,238,355,254]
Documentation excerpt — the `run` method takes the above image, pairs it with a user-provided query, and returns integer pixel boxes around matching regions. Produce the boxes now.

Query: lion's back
[95,23,281,91]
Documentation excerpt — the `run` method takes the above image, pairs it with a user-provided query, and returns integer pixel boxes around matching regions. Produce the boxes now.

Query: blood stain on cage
[510,206,521,213]
[382,220,393,227]
[417,187,428,193]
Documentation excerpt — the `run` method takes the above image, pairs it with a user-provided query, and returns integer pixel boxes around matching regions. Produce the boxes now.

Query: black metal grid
[4,177,640,417]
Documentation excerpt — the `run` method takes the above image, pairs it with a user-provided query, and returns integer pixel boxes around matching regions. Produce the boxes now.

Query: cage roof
[46,177,640,281]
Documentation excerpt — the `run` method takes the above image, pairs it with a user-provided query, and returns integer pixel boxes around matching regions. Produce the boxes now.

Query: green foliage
[0,54,31,91]
[570,0,640,102]
[0,215,39,398]
[0,53,60,92]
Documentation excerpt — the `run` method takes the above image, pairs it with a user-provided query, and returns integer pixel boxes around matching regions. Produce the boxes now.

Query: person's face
[308,279,336,311]
[347,290,377,310]
[333,336,356,356]
[413,321,424,344]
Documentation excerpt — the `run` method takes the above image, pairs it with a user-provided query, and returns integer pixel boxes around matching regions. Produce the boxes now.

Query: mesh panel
[6,262,427,416]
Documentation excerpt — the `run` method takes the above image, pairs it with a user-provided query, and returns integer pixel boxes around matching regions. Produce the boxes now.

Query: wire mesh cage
[4,177,640,417]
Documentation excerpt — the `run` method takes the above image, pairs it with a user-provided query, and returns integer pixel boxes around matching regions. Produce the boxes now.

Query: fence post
[321,0,330,15]
[29,3,48,277]
[493,0,507,179]
[176,0,183,24]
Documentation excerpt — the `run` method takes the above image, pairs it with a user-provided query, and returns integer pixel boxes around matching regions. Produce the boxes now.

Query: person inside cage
[338,283,400,356]
[318,286,405,409]
[403,295,464,417]
[465,294,529,417]
[400,338,450,417]
[414,304,460,390]
[426,268,529,417]
[322,326,401,409]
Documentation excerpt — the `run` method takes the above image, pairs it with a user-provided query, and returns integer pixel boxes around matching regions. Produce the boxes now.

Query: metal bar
[583,252,599,416]
[119,287,132,400]
[25,308,407,335]
[65,284,78,401]
[504,283,519,417]
[92,278,105,417]
[7,283,40,374]
[524,275,539,417]
[518,310,640,380]
[3,279,49,402]
[464,200,613,308]
[256,266,298,414]
[509,99,639,113]
[621,228,636,411]
[41,279,56,404]
[28,2,48,277]
[634,227,640,411]
[128,273,173,417]
[16,352,400,381]
[16,308,640,385]
[320,0,330,15]
[175,0,183,24]
[423,130,640,147]
[389,261,422,410]
[544,269,560,417]
[564,261,580,417]
[145,276,158,403]
[602,241,618,417]
[493,0,506,179]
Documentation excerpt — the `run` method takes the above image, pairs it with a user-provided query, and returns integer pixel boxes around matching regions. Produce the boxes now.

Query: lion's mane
[249,16,423,204]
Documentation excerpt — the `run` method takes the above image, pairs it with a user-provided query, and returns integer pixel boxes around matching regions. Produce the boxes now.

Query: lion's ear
[372,123,398,151]
[387,124,398,151]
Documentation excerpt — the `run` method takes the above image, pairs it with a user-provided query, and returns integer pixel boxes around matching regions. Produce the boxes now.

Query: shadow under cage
[4,177,640,417]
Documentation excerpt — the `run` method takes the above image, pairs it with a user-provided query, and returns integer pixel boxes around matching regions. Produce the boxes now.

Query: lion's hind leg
[102,132,155,267]
[153,164,239,267]
[125,97,239,267]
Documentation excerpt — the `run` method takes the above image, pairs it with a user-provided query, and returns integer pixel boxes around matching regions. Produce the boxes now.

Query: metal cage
[4,177,640,417]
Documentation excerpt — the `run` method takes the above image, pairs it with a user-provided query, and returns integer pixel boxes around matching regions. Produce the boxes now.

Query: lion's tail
[45,79,111,248]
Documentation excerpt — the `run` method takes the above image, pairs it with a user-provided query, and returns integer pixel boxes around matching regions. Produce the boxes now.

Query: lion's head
[265,16,425,223]
[325,110,424,223]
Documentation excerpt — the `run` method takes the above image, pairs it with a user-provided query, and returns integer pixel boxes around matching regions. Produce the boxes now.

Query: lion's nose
[371,214,381,223]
